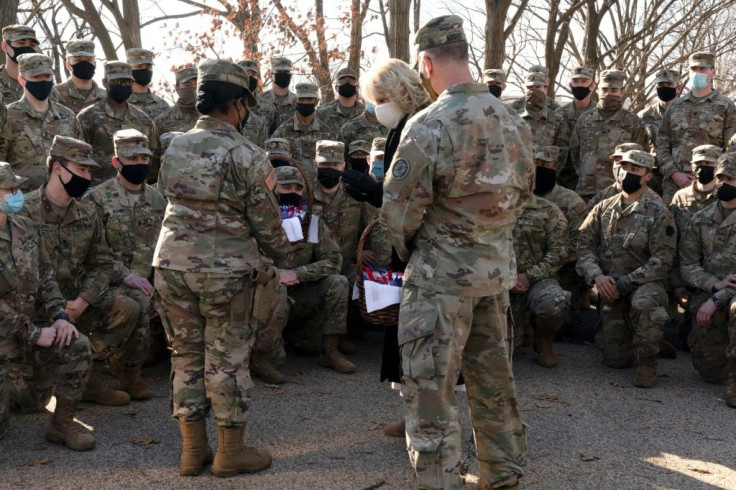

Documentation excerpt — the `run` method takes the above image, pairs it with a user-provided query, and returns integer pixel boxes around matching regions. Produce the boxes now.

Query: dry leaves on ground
[580,452,600,462]
[130,438,160,446]
[26,458,52,467]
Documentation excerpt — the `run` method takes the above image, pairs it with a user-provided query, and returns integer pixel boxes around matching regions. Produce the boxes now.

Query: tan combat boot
[119,365,152,400]
[82,362,130,406]
[178,419,213,476]
[318,334,356,374]
[46,398,96,451]
[382,419,405,438]
[251,351,286,385]
[726,359,736,408]
[633,356,657,388]
[211,426,272,478]
[533,335,558,368]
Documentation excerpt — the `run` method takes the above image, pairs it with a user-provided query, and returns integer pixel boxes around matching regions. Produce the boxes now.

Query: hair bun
[196,91,214,114]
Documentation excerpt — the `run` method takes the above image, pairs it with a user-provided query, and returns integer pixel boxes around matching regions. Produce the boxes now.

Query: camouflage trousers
[399,284,526,490]
[598,282,669,368]
[76,287,140,362]
[115,287,152,368]
[687,292,736,384]
[155,268,255,426]
[510,279,570,348]
[253,283,289,366]
[2,331,92,427]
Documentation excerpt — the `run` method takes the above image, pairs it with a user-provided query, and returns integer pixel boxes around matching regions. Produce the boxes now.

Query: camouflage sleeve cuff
[77,290,99,308]
[524,268,543,285]
[704,276,719,293]
[26,322,42,346]
[294,266,308,283]
[618,274,634,293]
[714,287,736,304]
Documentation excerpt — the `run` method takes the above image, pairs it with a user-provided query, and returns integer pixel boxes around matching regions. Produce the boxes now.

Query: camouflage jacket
[513,195,568,283]
[577,189,676,292]
[54,79,107,114]
[84,177,166,284]
[0,97,82,192]
[680,201,736,303]
[637,101,669,153]
[315,99,366,134]
[0,214,66,352]
[20,185,114,306]
[380,82,535,298]
[271,114,336,182]
[656,90,736,179]
[129,90,171,120]
[509,97,560,114]
[521,106,570,165]
[338,112,385,160]
[241,111,268,148]
[153,116,291,274]
[250,90,278,136]
[537,184,587,263]
[556,99,594,134]
[257,89,297,134]
[0,66,22,104]
[289,216,342,283]
[153,102,199,154]
[570,107,649,196]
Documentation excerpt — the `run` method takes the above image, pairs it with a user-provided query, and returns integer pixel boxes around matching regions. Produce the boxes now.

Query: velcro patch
[264,169,277,192]
[392,158,410,180]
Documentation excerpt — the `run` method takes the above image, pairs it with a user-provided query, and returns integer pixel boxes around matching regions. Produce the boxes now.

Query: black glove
[341,169,375,190]
[342,170,384,207]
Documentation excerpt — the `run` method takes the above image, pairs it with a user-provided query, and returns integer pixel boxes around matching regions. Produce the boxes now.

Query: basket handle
[356,218,380,285]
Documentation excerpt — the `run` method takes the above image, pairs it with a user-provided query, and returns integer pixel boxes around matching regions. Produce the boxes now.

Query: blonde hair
[363,58,429,116]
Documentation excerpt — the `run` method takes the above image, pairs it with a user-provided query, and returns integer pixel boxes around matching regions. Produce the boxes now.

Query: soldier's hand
[124,274,154,296]
[279,269,300,286]
[36,327,56,348]
[697,299,717,327]
[672,287,688,306]
[511,273,530,294]
[65,297,89,323]
[362,250,376,267]
[714,274,736,291]
[52,319,80,347]
[671,171,695,189]
[595,275,619,302]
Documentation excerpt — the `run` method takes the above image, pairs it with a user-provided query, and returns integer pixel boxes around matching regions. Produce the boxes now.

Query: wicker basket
[279,161,314,244]
[355,218,401,326]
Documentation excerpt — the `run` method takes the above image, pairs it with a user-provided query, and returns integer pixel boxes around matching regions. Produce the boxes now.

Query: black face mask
[716,183,736,202]
[488,85,503,98]
[273,73,292,88]
[119,163,150,185]
[132,68,153,86]
[71,60,96,80]
[249,76,258,93]
[108,84,132,103]
[271,158,291,168]
[695,165,715,185]
[317,167,341,188]
[349,157,369,173]
[235,100,250,133]
[296,103,315,117]
[278,192,302,206]
[59,164,91,198]
[571,85,591,101]
[656,86,677,102]
[9,45,36,63]
[338,83,357,98]
[24,79,54,101]
[534,166,557,195]
[621,171,644,194]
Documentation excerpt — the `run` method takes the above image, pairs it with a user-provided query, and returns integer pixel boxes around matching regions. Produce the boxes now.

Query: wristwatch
[710,295,724,308]
[54,312,71,322]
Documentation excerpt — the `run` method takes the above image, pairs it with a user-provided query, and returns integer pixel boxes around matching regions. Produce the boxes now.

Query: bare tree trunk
[60,0,118,60]
[0,0,19,65]
[484,0,512,69]
[348,0,371,76]
[389,0,411,62]
[583,2,602,70]
[121,0,142,48]
[413,0,421,33]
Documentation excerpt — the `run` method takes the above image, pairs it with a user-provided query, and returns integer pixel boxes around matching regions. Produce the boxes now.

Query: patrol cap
[113,129,153,158]
[49,136,99,168]
[572,66,595,81]
[414,15,466,53]
[275,165,305,187]
[65,39,95,57]
[315,140,345,163]
[610,142,643,159]
[17,53,53,77]
[716,152,736,179]
[535,146,560,163]
[270,56,293,73]
[0,161,28,189]
[335,67,357,81]
[126,48,154,65]
[599,69,627,89]
[2,25,38,44]
[528,64,549,76]
[691,144,722,164]
[295,82,319,99]
[689,52,715,68]
[197,58,256,107]
[104,61,134,81]
[525,72,547,88]
[483,69,506,84]
[159,131,184,148]
[348,140,370,155]
[264,138,290,156]
[371,137,386,155]
[655,69,680,84]
[238,59,259,74]
[175,67,197,84]
[620,150,654,170]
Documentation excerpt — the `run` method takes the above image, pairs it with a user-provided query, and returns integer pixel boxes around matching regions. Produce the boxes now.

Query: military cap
[620,150,654,170]
[716,153,736,179]
[49,136,98,168]
[572,66,595,80]
[0,161,28,189]
[610,142,643,159]
[315,140,345,163]
[691,144,722,163]
[197,58,256,107]
[238,59,259,74]
[65,39,95,57]
[483,69,506,84]
[655,69,680,84]
[371,137,387,155]
[528,64,549,76]
[2,25,38,44]
[17,53,53,77]
[295,82,319,99]
[335,67,357,81]
[275,165,305,187]
[113,129,153,158]
[414,15,466,52]
[104,61,134,81]
[535,146,560,163]
[270,56,293,73]
[689,52,715,68]
[264,138,291,156]
[159,131,184,147]
[599,69,627,89]
[348,140,370,155]
[525,72,547,88]
[126,48,154,65]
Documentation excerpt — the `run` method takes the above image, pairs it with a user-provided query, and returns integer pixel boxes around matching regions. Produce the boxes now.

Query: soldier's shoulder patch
[264,168,277,192]
[666,225,675,237]
[392,158,410,180]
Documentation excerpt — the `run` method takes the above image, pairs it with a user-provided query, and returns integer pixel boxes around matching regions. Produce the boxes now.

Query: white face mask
[375,101,405,129]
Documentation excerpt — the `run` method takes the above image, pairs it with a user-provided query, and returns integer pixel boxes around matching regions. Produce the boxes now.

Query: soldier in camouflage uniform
[556,66,596,190]
[509,64,560,113]
[483,68,506,98]
[638,69,682,151]
[78,61,157,186]
[15,136,140,409]
[55,39,107,114]
[347,139,370,174]
[680,152,736,407]
[84,129,166,401]
[154,66,198,156]
[570,69,649,200]
[237,60,278,137]
[272,82,335,182]
[0,53,81,192]
[577,150,676,387]
[657,52,736,203]
[153,59,291,477]
[263,137,295,167]
[381,16,532,490]
[519,72,570,165]
[0,25,39,104]
[257,57,297,134]
[0,162,95,450]
[126,48,170,119]
[587,142,646,210]
[338,101,384,161]
[315,67,365,134]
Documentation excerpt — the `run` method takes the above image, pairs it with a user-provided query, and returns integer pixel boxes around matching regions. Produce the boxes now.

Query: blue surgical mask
[0,189,24,214]
[365,102,376,115]
[371,160,384,180]
[691,72,709,90]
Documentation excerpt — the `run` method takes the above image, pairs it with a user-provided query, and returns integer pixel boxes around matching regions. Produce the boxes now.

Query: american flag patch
[264,169,277,191]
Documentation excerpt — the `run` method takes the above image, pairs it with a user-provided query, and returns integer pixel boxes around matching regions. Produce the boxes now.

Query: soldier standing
[587,142,646,210]
[338,101,384,162]
[154,66,198,155]
[126,48,170,119]
[483,68,506,98]
[55,39,107,114]
[509,64,560,112]
[237,60,278,135]
[257,57,297,134]
[0,25,39,104]
[518,73,570,164]
[638,69,682,151]
[315,67,365,133]
[557,66,596,135]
